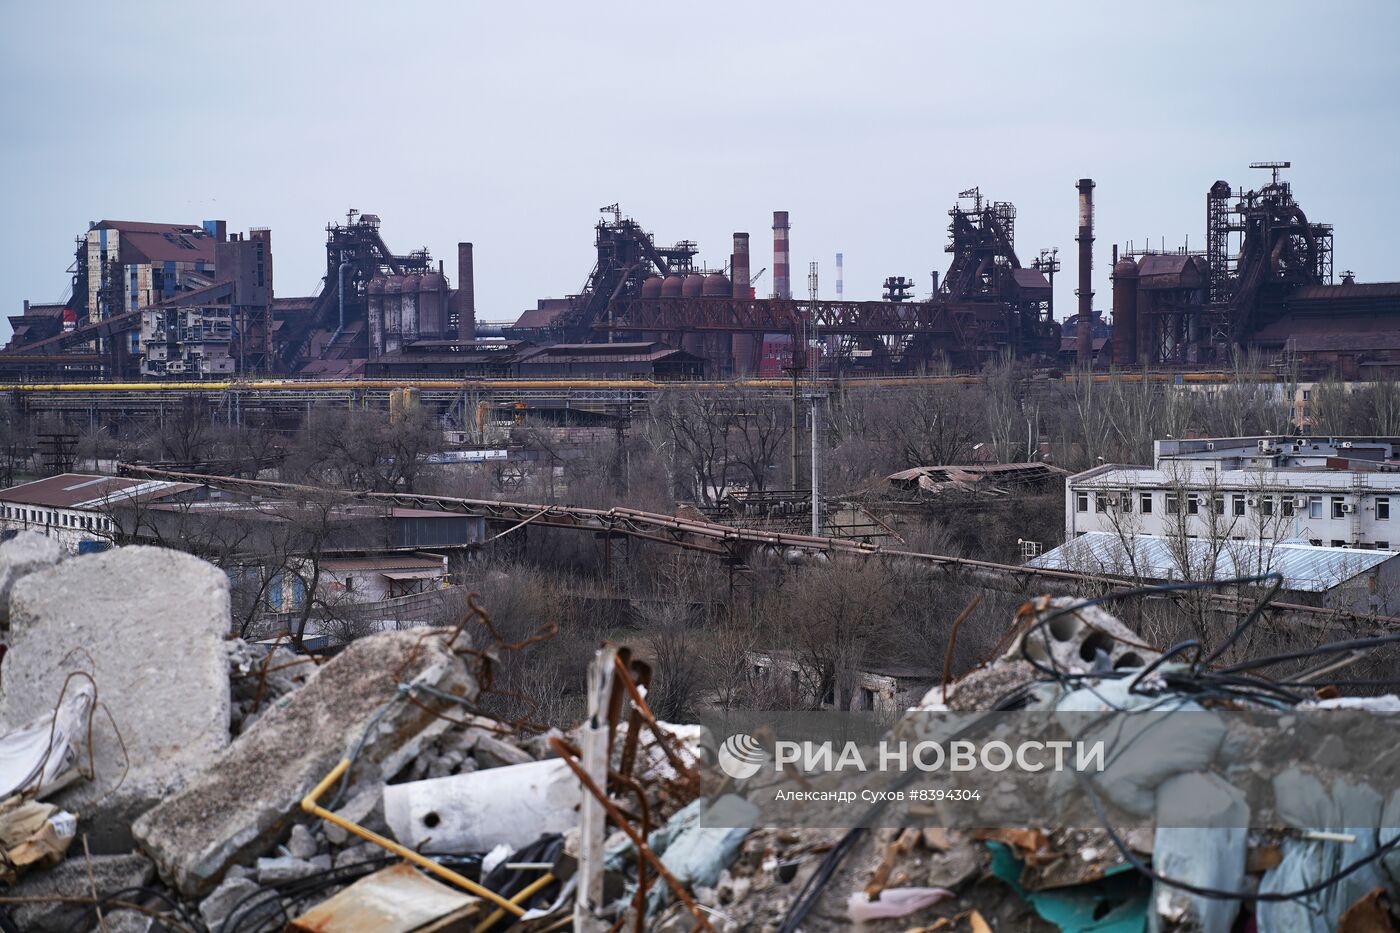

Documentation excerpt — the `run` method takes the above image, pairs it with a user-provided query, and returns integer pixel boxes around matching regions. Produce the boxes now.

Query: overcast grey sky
[3,1,1398,344]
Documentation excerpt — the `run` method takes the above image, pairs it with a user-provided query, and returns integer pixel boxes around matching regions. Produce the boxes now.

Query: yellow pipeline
[300,758,525,917]
[472,870,557,933]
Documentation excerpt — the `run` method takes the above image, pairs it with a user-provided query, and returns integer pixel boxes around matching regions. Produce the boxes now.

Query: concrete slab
[132,629,475,897]
[0,531,64,627]
[0,546,231,851]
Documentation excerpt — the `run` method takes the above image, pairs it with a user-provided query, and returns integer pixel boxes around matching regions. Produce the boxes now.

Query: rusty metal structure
[525,192,1060,375]
[1110,162,1393,371]
[279,210,440,371]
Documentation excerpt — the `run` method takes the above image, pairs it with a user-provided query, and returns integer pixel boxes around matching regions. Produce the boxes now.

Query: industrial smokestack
[732,232,750,299]
[773,211,791,299]
[836,252,843,301]
[731,232,754,374]
[1076,179,1095,367]
[456,242,476,342]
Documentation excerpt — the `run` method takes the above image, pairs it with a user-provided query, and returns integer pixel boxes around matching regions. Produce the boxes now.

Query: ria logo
[717,733,767,780]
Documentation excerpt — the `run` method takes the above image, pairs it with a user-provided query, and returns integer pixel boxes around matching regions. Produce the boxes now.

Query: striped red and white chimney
[772,211,791,299]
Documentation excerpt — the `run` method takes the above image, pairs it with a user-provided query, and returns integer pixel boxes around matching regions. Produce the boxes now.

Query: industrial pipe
[1076,179,1095,368]
[457,242,476,342]
[331,260,353,346]
[301,758,526,917]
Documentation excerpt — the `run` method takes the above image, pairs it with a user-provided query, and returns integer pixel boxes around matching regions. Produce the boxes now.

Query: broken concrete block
[100,913,154,933]
[333,841,383,870]
[472,730,535,768]
[384,757,581,854]
[1014,598,1160,676]
[133,630,475,897]
[323,784,388,847]
[285,823,319,860]
[0,531,64,627]
[257,853,330,885]
[0,546,231,851]
[199,875,263,932]
[1,852,153,933]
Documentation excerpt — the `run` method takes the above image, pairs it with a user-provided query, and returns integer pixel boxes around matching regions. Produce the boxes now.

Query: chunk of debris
[1014,598,1159,676]
[133,629,475,897]
[198,875,263,932]
[847,886,956,922]
[0,530,64,628]
[644,795,759,915]
[0,796,76,882]
[0,678,93,799]
[256,853,331,884]
[0,546,231,851]
[322,783,389,846]
[384,756,581,854]
[287,862,480,932]
[0,852,153,933]
[472,729,536,768]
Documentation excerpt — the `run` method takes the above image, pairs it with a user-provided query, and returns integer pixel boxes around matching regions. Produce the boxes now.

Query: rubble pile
[4,530,1400,932]
[0,535,713,931]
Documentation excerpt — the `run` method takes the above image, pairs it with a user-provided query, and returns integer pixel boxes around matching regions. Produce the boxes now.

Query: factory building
[5,164,1400,383]
[518,195,1061,376]
[1109,163,1400,374]
[1065,437,1400,550]
[0,473,216,553]
[4,220,274,379]
[83,220,218,325]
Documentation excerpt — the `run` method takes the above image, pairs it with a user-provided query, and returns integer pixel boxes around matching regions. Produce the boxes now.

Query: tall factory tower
[773,211,791,300]
[1076,179,1095,367]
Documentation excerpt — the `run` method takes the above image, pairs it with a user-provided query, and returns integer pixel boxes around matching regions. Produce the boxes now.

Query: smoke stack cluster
[772,211,791,299]
[1076,179,1095,367]
[456,242,476,342]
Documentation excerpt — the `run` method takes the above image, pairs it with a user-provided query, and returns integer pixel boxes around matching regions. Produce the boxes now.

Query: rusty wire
[549,736,714,932]
[0,895,198,933]
[610,655,700,797]
[238,633,326,716]
[941,593,983,704]
[27,667,129,805]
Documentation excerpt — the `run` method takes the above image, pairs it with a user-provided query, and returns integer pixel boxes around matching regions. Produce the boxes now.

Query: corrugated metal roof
[321,556,444,572]
[1289,282,1400,302]
[1029,531,1396,592]
[94,220,205,235]
[0,474,200,509]
[121,234,216,265]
